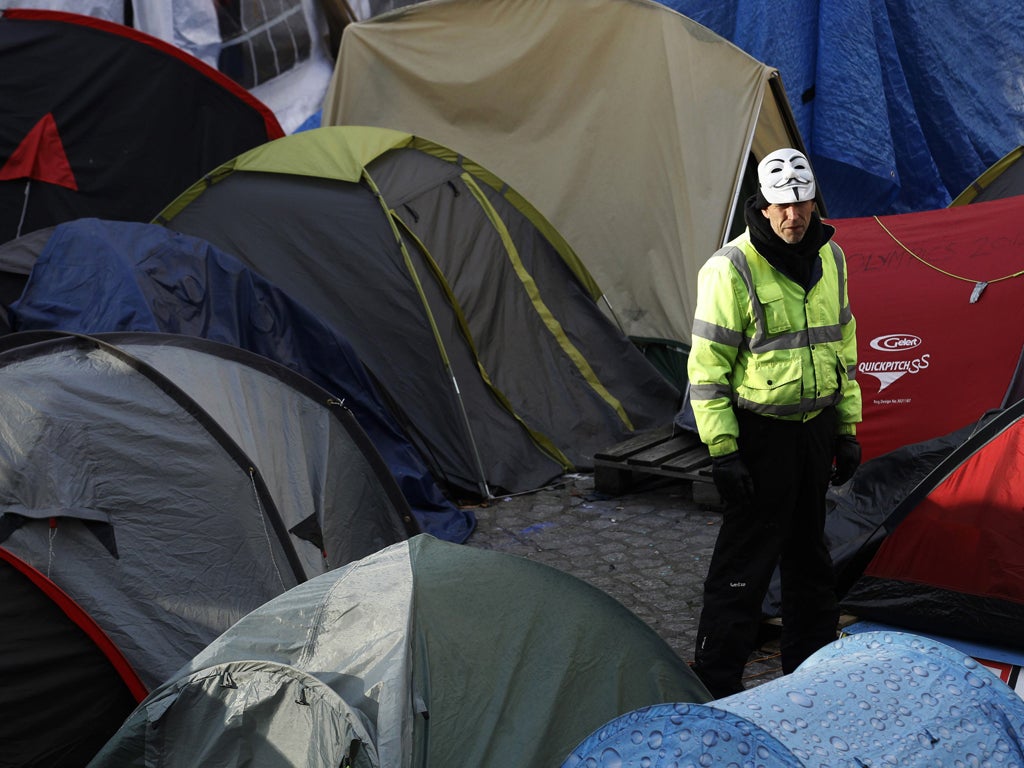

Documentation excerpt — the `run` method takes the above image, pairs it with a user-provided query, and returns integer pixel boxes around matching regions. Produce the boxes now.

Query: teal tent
[90,535,709,767]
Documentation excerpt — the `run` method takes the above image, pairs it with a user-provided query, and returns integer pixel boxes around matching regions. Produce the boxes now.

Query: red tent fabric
[0,113,77,190]
[840,396,1024,646]
[865,419,1024,602]
[833,194,1024,462]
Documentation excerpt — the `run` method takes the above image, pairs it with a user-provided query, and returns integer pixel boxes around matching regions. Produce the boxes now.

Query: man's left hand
[832,435,861,486]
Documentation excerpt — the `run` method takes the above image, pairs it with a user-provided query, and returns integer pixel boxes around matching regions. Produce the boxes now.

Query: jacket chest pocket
[755,282,791,335]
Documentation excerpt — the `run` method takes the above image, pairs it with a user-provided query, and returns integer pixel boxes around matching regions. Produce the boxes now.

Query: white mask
[758,148,816,204]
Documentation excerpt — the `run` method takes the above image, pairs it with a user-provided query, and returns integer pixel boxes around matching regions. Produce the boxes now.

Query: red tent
[834,194,1024,462]
[840,395,1024,647]
[767,198,1024,626]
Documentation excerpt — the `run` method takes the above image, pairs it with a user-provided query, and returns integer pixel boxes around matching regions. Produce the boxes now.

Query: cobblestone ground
[463,472,784,692]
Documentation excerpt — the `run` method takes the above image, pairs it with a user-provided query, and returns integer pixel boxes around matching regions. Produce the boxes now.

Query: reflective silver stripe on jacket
[830,242,856,380]
[689,381,733,401]
[736,390,843,417]
[722,243,847,355]
[691,318,744,347]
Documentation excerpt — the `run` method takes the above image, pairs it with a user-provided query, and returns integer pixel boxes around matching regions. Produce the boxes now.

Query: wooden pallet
[593,424,717,500]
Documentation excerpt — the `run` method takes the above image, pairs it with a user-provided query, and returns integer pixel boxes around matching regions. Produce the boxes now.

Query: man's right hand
[711,452,754,506]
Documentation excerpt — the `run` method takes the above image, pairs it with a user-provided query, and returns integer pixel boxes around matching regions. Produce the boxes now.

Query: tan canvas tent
[323,0,810,348]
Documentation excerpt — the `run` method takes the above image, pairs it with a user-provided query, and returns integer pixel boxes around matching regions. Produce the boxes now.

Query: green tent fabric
[90,535,710,768]
[157,125,680,500]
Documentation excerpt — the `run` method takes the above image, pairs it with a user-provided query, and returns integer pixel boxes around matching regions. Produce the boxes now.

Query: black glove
[832,435,861,486]
[711,452,754,506]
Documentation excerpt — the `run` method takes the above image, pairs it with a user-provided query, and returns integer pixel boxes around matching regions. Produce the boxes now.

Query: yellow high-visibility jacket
[687,232,862,457]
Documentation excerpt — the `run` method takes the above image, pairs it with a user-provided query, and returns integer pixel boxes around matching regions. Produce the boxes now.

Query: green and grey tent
[949,145,1024,206]
[157,125,680,500]
[89,534,710,768]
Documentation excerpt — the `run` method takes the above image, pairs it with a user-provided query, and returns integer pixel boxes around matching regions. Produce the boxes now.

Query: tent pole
[16,180,30,239]
[447,369,493,500]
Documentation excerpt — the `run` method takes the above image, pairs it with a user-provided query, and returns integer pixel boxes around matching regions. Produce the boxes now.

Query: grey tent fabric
[950,145,1024,206]
[108,333,416,572]
[97,660,380,767]
[158,126,680,499]
[91,534,710,768]
[0,331,413,691]
[5,218,470,540]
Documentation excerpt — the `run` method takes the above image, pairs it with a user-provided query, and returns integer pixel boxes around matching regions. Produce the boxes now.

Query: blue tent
[564,631,1024,766]
[664,0,1024,217]
[9,218,473,542]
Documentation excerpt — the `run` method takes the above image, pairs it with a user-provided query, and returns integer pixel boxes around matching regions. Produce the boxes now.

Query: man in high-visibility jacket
[686,147,862,699]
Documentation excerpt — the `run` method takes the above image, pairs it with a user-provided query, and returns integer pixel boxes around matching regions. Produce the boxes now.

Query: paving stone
[466,473,785,690]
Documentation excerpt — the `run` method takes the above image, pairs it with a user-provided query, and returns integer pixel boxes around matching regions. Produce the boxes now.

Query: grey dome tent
[6,217,474,540]
[157,125,680,500]
[0,331,415,767]
[89,534,711,768]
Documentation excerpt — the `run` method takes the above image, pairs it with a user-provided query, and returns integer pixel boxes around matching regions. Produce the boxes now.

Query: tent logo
[869,333,921,352]
[860,334,930,392]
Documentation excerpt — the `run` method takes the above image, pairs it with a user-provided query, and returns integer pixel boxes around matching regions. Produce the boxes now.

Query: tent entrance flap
[371,170,494,500]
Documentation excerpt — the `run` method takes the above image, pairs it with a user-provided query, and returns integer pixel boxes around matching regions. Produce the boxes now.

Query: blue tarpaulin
[10,218,474,542]
[663,0,1024,217]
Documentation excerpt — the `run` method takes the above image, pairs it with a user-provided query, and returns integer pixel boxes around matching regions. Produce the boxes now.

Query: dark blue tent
[664,0,1024,217]
[9,218,473,542]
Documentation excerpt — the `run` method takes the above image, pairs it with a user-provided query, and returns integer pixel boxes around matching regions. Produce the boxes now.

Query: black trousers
[693,407,839,697]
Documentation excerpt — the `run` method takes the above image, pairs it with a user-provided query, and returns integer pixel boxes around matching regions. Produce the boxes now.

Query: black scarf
[744,194,834,291]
